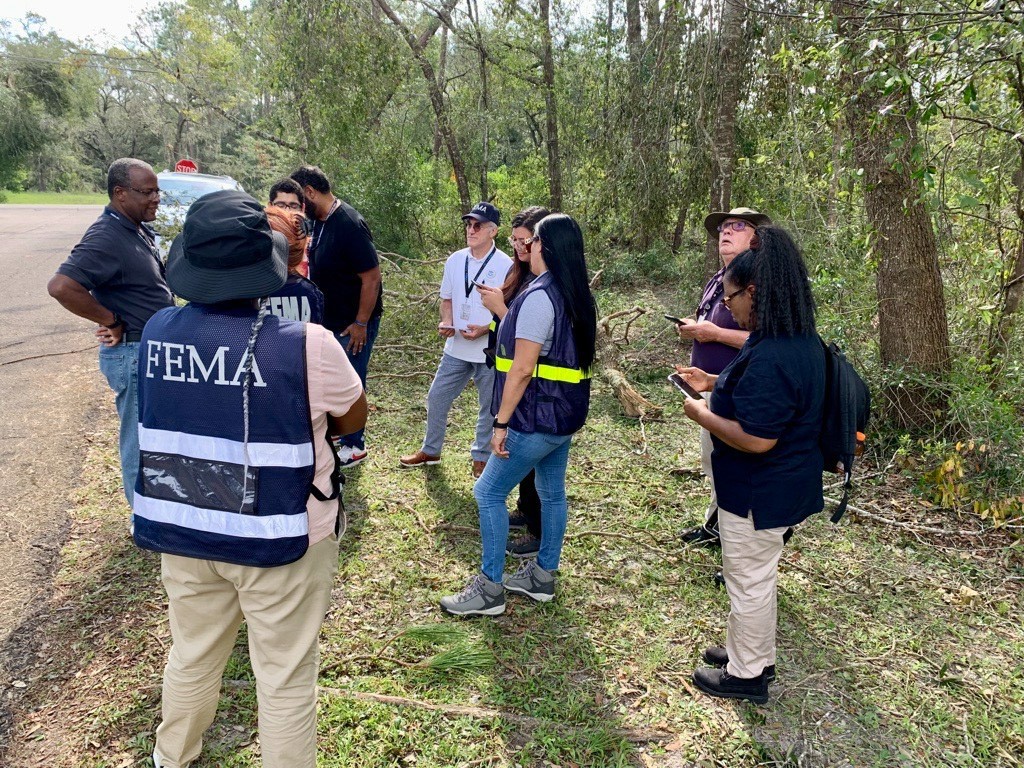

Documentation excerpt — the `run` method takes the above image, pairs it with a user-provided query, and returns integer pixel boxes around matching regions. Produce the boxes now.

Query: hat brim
[167,230,288,304]
[703,211,772,236]
[461,213,493,223]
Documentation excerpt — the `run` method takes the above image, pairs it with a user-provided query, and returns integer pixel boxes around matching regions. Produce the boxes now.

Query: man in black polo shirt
[47,158,174,506]
[291,165,383,468]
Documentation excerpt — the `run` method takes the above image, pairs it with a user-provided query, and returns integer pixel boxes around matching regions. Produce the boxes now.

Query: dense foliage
[2,0,1022,519]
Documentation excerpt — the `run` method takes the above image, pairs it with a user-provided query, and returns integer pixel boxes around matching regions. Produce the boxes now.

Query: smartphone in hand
[664,314,684,325]
[667,373,703,400]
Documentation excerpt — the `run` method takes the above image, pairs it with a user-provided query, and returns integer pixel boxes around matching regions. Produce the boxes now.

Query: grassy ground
[4,258,1022,767]
[0,191,106,205]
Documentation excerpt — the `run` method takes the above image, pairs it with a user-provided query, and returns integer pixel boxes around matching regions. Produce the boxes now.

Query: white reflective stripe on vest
[138,425,314,468]
[133,495,309,539]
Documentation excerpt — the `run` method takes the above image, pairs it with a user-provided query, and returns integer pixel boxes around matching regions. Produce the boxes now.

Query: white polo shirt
[439,245,512,363]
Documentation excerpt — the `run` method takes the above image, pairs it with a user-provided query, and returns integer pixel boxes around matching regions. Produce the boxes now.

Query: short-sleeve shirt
[439,245,513,363]
[515,286,555,356]
[305,324,364,544]
[709,332,826,529]
[690,268,745,375]
[268,274,325,325]
[307,201,383,333]
[56,206,174,334]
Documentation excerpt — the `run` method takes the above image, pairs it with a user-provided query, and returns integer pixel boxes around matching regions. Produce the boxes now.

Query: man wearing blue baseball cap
[400,202,512,477]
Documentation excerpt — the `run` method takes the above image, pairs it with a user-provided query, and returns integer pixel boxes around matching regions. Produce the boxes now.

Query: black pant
[516,469,542,538]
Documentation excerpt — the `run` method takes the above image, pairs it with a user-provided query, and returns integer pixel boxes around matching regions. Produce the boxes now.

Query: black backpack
[819,337,871,523]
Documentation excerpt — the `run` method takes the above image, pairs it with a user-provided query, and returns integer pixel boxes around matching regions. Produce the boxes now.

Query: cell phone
[664,314,685,325]
[473,280,490,288]
[667,373,703,400]
[439,324,455,330]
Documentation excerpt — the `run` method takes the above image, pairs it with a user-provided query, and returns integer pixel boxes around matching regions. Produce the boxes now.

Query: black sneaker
[679,525,720,548]
[507,512,528,530]
[692,667,769,704]
[506,534,540,558]
[702,646,776,682]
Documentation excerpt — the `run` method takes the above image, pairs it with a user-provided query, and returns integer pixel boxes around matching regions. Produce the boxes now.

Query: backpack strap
[309,425,344,502]
[831,466,852,523]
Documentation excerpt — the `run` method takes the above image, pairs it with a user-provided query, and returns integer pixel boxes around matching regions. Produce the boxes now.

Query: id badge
[460,303,472,321]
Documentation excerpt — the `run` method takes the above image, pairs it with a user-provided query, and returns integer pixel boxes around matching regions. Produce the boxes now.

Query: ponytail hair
[534,214,597,371]
[724,225,816,337]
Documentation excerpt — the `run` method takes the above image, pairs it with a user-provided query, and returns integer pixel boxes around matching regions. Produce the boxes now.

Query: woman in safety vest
[440,213,597,617]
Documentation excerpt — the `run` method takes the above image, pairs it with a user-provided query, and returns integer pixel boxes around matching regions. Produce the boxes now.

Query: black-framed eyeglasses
[722,286,747,305]
[272,200,304,212]
[128,186,161,198]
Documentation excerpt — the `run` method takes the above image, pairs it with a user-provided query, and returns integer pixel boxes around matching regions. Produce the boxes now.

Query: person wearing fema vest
[440,213,597,616]
[399,201,513,478]
[134,190,366,768]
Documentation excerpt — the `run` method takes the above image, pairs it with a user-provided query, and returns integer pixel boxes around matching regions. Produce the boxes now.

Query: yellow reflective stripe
[535,363,591,383]
[493,356,590,383]
[489,320,497,332]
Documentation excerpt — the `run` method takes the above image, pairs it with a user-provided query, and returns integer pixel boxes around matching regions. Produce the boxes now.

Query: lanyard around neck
[464,244,497,298]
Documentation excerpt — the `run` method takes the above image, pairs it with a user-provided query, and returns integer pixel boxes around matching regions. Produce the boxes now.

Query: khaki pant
[718,508,787,679]
[154,536,339,768]
[698,392,718,527]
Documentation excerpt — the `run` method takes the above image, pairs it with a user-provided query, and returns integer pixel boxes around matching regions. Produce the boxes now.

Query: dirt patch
[0,357,110,762]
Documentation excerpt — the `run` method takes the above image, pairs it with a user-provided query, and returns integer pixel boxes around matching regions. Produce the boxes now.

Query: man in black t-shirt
[48,158,174,506]
[291,165,383,468]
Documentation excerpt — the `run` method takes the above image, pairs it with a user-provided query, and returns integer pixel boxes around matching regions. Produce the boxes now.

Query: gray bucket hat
[703,207,772,236]
[167,190,287,303]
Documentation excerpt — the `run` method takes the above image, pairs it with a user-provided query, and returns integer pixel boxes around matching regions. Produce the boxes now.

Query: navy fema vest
[268,274,324,324]
[492,272,591,435]
[133,303,315,567]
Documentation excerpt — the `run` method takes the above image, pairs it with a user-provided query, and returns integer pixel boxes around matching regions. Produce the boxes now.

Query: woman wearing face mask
[441,213,596,617]
[677,225,825,704]
[475,205,551,559]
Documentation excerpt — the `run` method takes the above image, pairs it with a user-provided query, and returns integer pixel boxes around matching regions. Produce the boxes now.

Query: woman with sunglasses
[677,225,825,704]
[441,213,597,616]
[475,205,550,559]
[675,207,772,547]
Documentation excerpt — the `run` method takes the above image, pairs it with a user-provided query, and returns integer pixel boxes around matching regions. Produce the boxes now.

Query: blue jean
[422,353,495,462]
[98,341,140,506]
[333,315,380,450]
[474,428,573,582]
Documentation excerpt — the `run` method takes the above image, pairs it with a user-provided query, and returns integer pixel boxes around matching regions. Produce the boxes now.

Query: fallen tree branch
[316,687,674,743]
[833,498,990,537]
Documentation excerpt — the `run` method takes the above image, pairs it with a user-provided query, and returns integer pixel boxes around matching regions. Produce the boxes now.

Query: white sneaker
[335,444,368,469]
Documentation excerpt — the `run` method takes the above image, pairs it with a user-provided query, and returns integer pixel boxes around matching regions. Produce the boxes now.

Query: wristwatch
[492,418,509,429]
[104,313,125,329]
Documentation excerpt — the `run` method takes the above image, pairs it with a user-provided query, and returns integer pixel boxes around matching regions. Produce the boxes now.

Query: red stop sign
[174,159,198,173]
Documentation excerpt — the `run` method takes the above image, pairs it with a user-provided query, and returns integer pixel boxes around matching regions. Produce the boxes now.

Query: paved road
[0,205,111,735]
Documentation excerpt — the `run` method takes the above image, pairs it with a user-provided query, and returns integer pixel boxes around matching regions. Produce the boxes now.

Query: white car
[153,171,245,257]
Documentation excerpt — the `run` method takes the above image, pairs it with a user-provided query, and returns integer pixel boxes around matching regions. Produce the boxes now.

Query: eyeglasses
[722,286,748,305]
[128,186,161,198]
[272,200,304,212]
[717,220,750,234]
[508,235,539,249]
[465,220,489,232]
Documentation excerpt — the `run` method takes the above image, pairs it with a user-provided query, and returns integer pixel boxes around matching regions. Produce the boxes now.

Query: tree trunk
[539,0,562,209]
[705,0,745,278]
[433,24,448,159]
[834,0,951,429]
[374,0,472,211]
